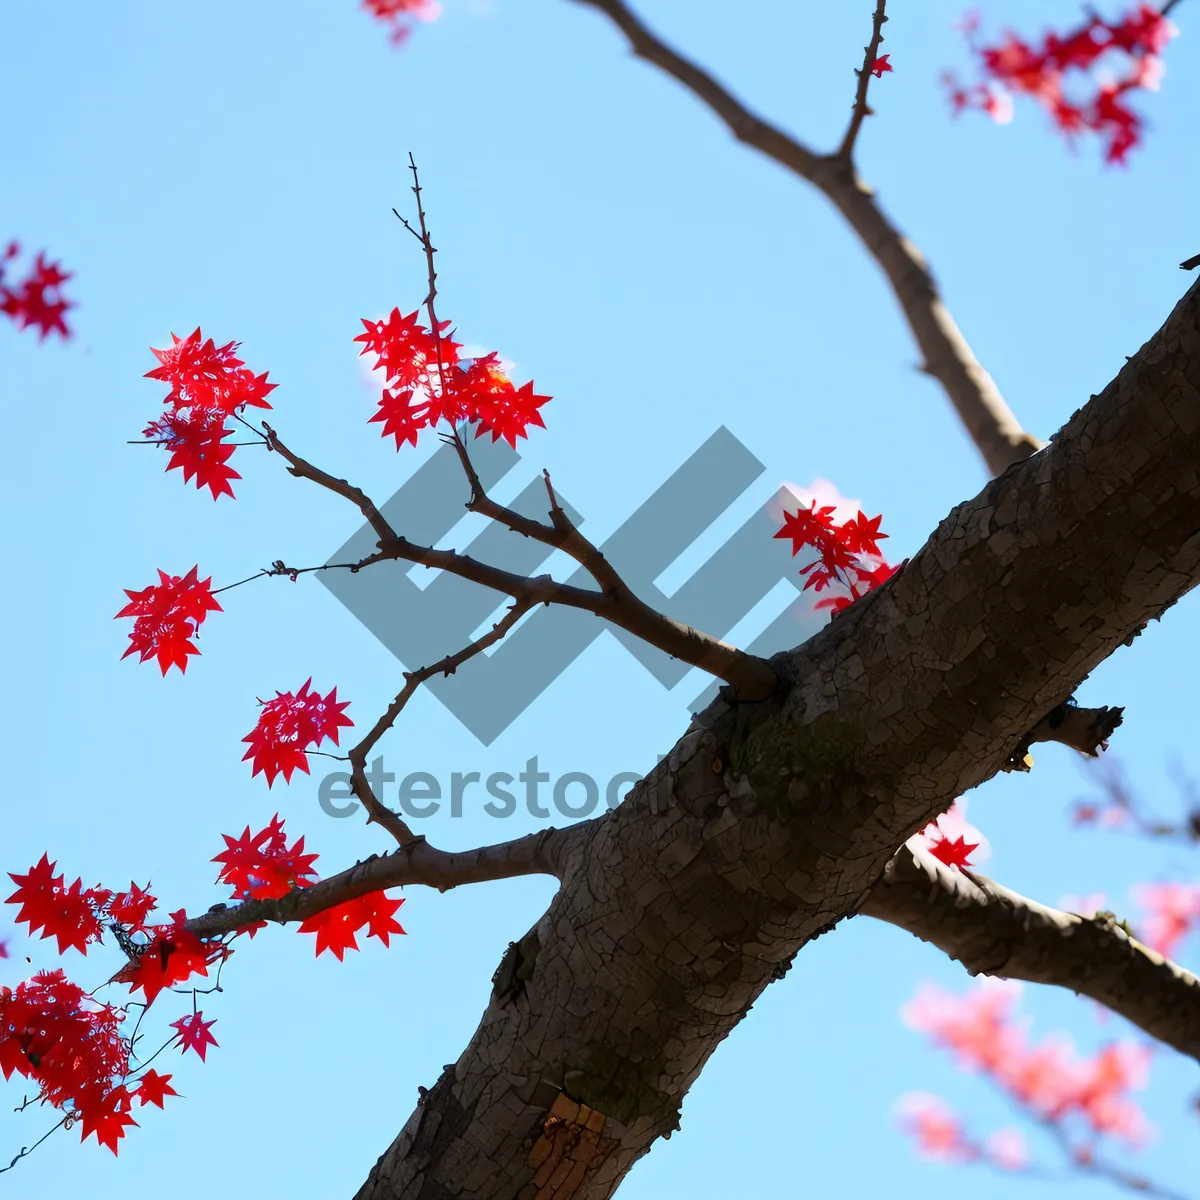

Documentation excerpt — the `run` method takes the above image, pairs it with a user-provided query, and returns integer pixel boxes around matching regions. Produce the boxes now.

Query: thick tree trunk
[354,279,1200,1200]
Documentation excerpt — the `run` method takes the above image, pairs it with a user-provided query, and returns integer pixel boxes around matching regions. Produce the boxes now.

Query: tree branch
[352,276,1200,1200]
[570,0,1044,475]
[346,590,552,846]
[839,0,889,159]
[261,424,779,700]
[862,843,1200,1064]
[185,826,576,940]
[1002,700,1125,771]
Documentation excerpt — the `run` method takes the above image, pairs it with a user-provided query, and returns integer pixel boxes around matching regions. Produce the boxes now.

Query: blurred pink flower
[895,1093,977,1162]
[983,1127,1029,1171]
[1132,882,1200,958]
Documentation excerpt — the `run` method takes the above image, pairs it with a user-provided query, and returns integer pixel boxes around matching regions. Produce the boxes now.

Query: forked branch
[571,0,1045,475]
[345,589,554,846]
[261,424,778,699]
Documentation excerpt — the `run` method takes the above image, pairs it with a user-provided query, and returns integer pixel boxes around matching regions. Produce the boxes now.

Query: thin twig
[345,588,552,845]
[839,0,889,159]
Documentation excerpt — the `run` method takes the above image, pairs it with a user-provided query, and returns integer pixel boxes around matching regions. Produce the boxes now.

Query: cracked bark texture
[354,280,1200,1200]
[863,844,1200,1062]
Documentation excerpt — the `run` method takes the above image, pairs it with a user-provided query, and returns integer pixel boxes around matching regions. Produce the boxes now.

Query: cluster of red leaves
[298,891,406,961]
[141,328,276,499]
[7,856,155,957]
[943,4,1177,163]
[213,816,321,902]
[242,679,354,787]
[775,501,897,616]
[5,857,223,1004]
[0,241,73,340]
[210,816,403,959]
[2,858,227,1153]
[214,814,319,901]
[902,980,1153,1167]
[114,914,228,1005]
[114,565,222,675]
[0,970,139,1152]
[0,971,188,1153]
[357,308,550,449]
[362,0,442,46]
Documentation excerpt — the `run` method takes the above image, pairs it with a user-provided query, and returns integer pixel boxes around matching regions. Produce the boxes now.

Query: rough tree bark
[863,843,1200,1062]
[348,278,1200,1199]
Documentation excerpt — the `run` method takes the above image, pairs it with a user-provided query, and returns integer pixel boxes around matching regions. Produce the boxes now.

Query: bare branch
[571,0,1044,475]
[263,420,398,545]
[1002,700,1125,771]
[862,843,1200,1064]
[399,156,634,599]
[839,0,889,160]
[261,425,779,699]
[346,590,552,846]
[1074,757,1200,843]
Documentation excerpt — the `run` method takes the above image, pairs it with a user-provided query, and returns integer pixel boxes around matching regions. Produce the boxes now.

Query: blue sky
[2,1,1198,1196]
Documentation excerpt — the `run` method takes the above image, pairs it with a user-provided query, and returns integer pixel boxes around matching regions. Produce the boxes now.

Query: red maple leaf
[0,937,8,959]
[870,54,893,77]
[356,308,458,388]
[298,891,406,960]
[358,308,464,448]
[107,882,157,929]
[0,244,74,340]
[145,328,275,413]
[369,384,439,449]
[142,408,241,500]
[6,855,106,955]
[241,679,353,787]
[774,501,838,556]
[78,1084,138,1154]
[115,566,222,674]
[449,354,551,447]
[854,559,900,590]
[170,1011,218,1061]
[927,834,981,871]
[134,1068,178,1109]
[213,815,320,900]
[840,510,888,556]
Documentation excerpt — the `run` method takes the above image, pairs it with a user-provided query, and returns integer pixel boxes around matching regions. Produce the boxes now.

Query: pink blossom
[1132,882,1200,958]
[895,1093,976,1162]
[983,1127,1029,1171]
